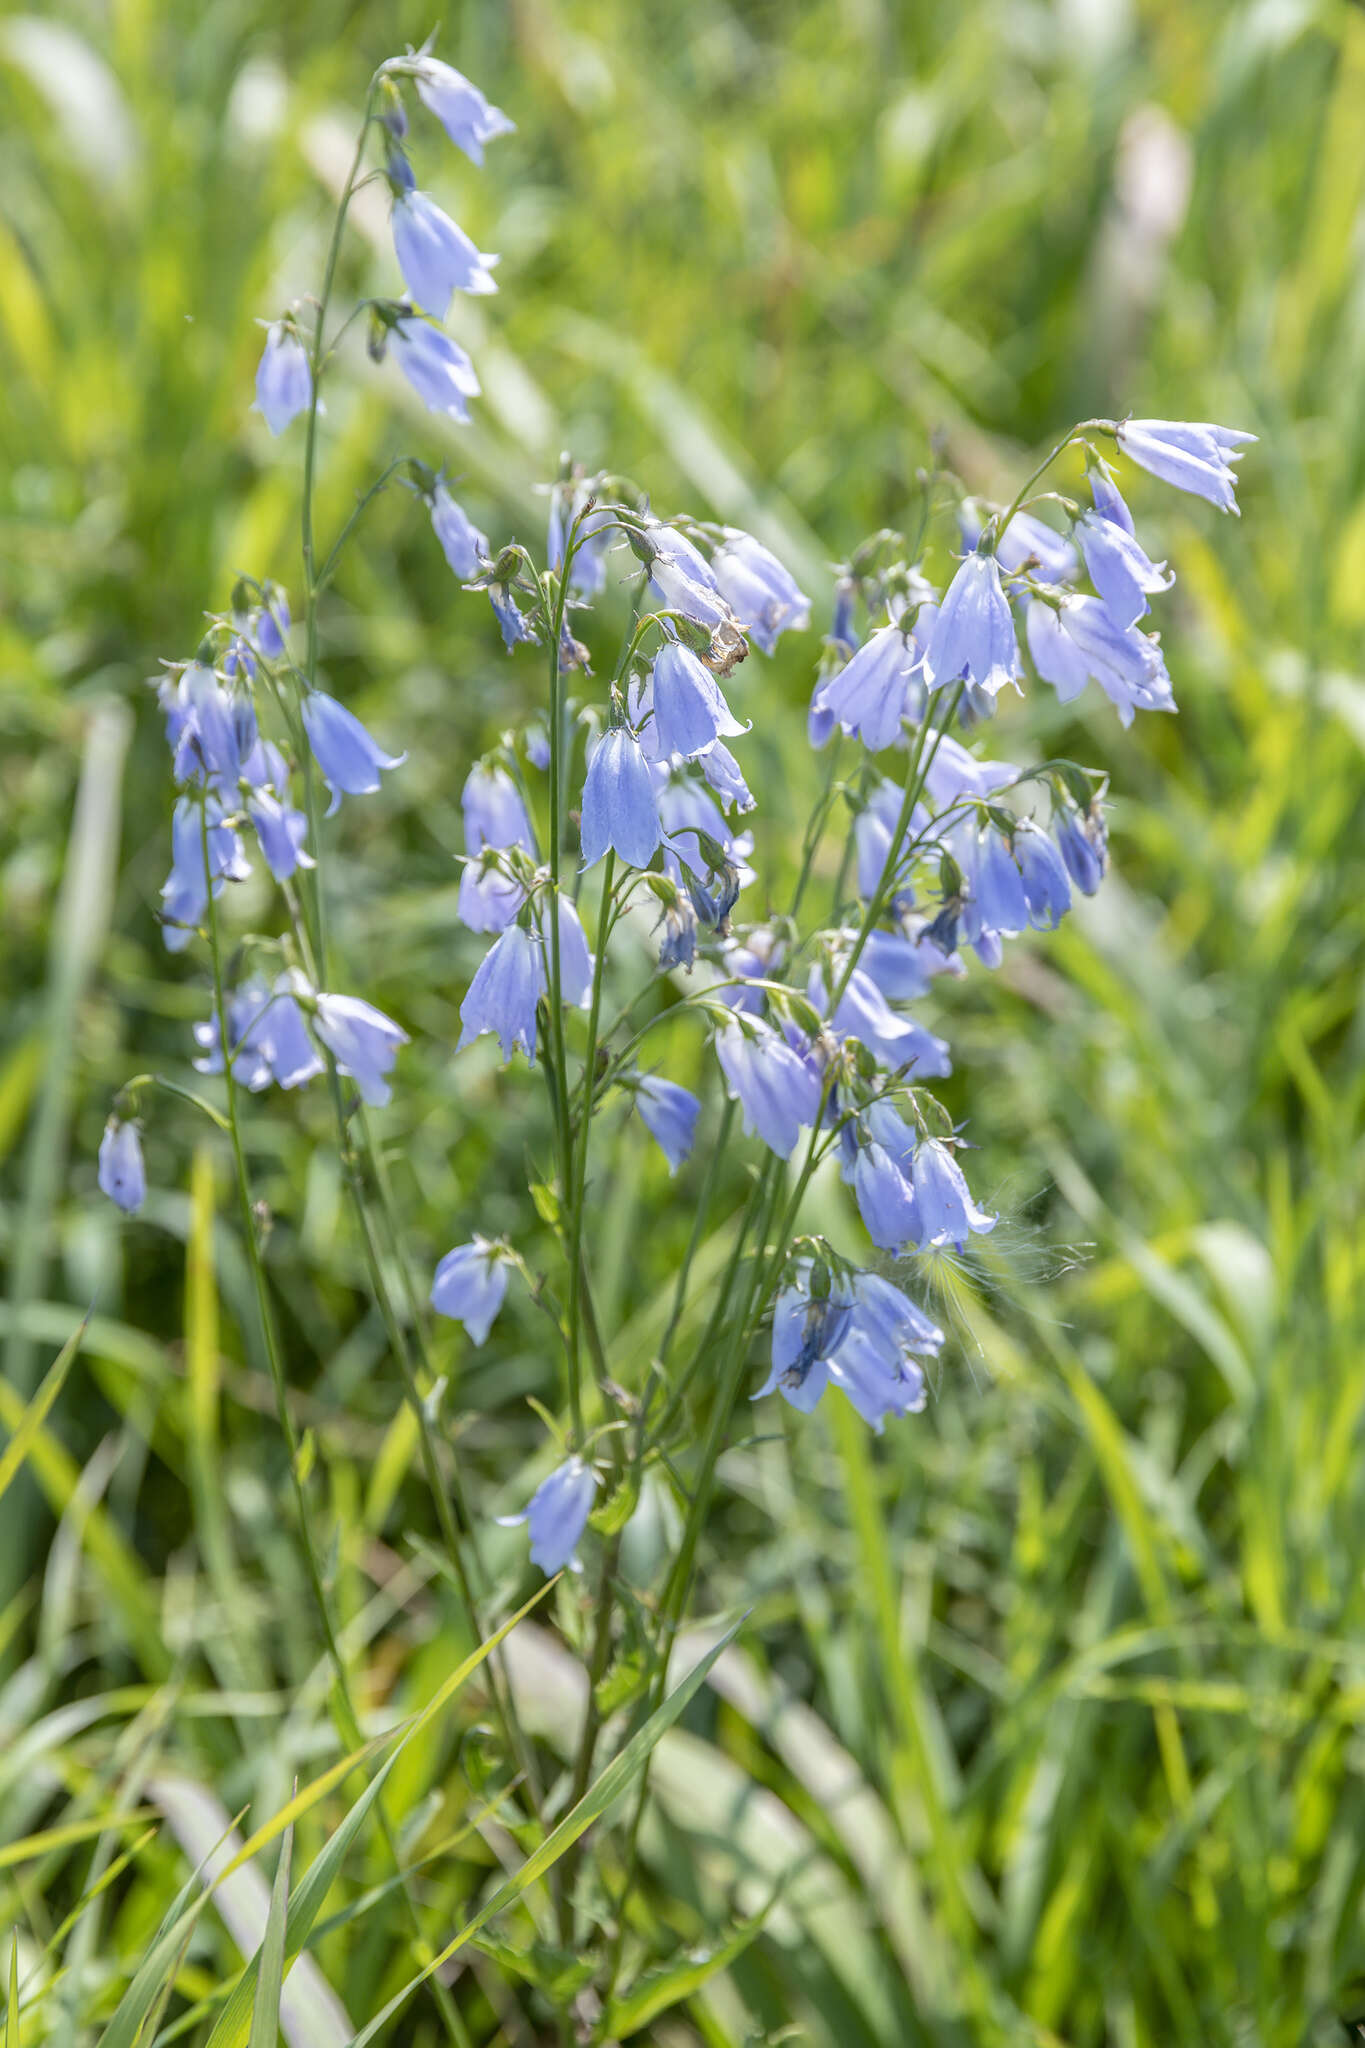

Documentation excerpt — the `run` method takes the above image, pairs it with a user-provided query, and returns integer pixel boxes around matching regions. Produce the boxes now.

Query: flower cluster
[101,44,1253,1604]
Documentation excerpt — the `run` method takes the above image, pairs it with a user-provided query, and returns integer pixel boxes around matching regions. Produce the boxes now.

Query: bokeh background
[3,0,1365,2040]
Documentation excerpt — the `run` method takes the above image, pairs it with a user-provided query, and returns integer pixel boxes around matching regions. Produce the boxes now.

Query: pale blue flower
[753,1278,851,1414]
[649,642,744,760]
[1057,596,1176,725]
[854,1140,921,1248]
[657,776,753,885]
[715,1018,823,1159]
[193,974,324,1092]
[815,964,951,1077]
[431,483,488,579]
[430,1236,509,1344]
[634,1074,700,1172]
[911,1139,996,1248]
[922,545,1021,698]
[538,892,594,1007]
[314,993,409,1106]
[1056,806,1108,895]
[1116,418,1256,514]
[392,190,498,315]
[458,856,527,932]
[254,323,311,435]
[860,920,961,1001]
[415,57,515,165]
[99,1117,145,1213]
[257,588,291,659]
[464,762,533,854]
[1014,820,1072,929]
[391,313,481,420]
[458,923,546,1062]
[711,529,811,653]
[161,796,250,951]
[754,1262,939,1431]
[1074,472,1173,629]
[502,1456,598,1575]
[697,740,754,813]
[656,893,697,971]
[809,624,916,752]
[172,663,245,796]
[963,827,1029,943]
[303,691,405,811]
[643,525,746,665]
[922,732,1019,810]
[963,501,1077,586]
[1025,599,1091,703]
[580,726,662,869]
[247,789,313,881]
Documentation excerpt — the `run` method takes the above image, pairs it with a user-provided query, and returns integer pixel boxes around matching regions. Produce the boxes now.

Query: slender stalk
[565,851,616,1420]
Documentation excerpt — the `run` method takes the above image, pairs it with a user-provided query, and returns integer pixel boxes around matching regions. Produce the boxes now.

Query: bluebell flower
[853,778,928,901]
[161,797,250,951]
[922,732,1019,811]
[657,773,755,886]
[656,893,698,971]
[697,740,754,813]
[755,1263,940,1431]
[431,483,488,580]
[414,57,516,165]
[247,790,313,881]
[391,313,481,420]
[257,588,291,659]
[537,892,594,1007]
[458,856,527,933]
[1025,599,1091,703]
[922,544,1021,699]
[430,1236,509,1344]
[715,1018,823,1159]
[1116,418,1256,514]
[458,923,546,1063]
[827,1324,928,1431]
[1056,805,1108,895]
[853,1269,944,1358]
[815,964,951,1078]
[488,582,533,650]
[754,1278,852,1414]
[99,1117,146,1214]
[254,323,311,435]
[303,692,405,812]
[172,663,244,796]
[711,529,811,653]
[644,525,747,669]
[464,762,533,855]
[964,826,1029,941]
[193,974,324,1092]
[911,1139,996,1248]
[580,725,662,869]
[392,190,498,315]
[1014,820,1072,929]
[1056,596,1176,725]
[808,692,837,749]
[313,993,409,1106]
[809,625,916,753]
[634,1074,701,1173]
[502,1456,598,1575]
[524,722,551,772]
[648,642,745,760]
[854,1140,921,1248]
[1074,474,1173,630]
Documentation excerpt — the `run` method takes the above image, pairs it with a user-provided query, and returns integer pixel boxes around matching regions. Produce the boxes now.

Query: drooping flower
[463,763,533,855]
[634,1074,701,1173]
[859,919,962,1002]
[648,642,745,760]
[171,663,247,796]
[1025,599,1091,703]
[1056,804,1109,895]
[697,740,754,813]
[247,789,313,881]
[537,892,594,1007]
[502,1456,598,1575]
[853,779,927,902]
[1056,596,1176,725]
[193,975,325,1093]
[911,1139,996,1248]
[580,725,662,869]
[1073,473,1173,629]
[414,57,516,165]
[643,525,747,669]
[962,826,1030,944]
[431,483,488,580]
[313,994,409,1107]
[715,1018,823,1159]
[1115,418,1256,514]
[302,692,405,812]
[391,313,481,421]
[253,323,312,435]
[392,190,498,315]
[710,529,811,653]
[983,505,1078,586]
[430,1237,509,1344]
[99,1117,146,1214]
[815,964,951,1077]
[853,1140,921,1249]
[457,855,527,933]
[458,923,546,1063]
[160,796,250,951]
[809,625,917,752]
[922,544,1022,699]
[754,1262,941,1431]
[1014,819,1072,929]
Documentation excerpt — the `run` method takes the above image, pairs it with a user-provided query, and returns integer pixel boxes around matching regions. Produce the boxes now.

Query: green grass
[3,0,1365,2041]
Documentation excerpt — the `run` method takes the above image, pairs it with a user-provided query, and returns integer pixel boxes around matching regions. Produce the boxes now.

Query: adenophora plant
[98,42,1253,2021]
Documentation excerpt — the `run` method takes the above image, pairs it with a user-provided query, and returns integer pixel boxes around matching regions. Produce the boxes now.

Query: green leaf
[605,1911,770,2035]
[0,1315,87,1509]
[247,1821,292,2048]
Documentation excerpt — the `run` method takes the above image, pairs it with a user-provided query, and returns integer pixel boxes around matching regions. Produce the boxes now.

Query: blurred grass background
[3,0,1365,2040]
